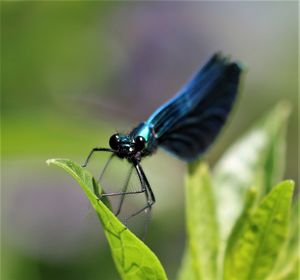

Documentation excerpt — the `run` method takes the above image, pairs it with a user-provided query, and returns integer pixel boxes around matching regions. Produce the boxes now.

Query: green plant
[47,102,298,280]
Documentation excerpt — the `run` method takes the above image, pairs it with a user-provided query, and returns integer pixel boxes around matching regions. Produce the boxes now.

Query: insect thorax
[130,122,158,156]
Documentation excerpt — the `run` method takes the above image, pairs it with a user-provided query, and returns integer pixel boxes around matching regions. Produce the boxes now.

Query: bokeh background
[2,2,298,280]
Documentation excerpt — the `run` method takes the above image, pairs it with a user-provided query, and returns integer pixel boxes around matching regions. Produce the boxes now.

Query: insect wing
[148,54,242,161]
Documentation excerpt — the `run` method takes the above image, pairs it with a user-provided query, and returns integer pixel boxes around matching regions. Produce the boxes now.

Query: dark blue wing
[146,53,242,161]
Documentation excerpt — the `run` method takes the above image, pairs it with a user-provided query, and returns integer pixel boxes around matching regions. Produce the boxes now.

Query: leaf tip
[274,180,295,199]
[247,187,258,199]
[188,160,207,175]
[284,179,295,189]
[46,159,56,166]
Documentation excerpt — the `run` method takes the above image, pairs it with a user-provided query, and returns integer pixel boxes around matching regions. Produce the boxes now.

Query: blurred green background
[1,2,298,280]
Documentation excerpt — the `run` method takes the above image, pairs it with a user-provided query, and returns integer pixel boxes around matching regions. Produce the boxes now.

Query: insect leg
[115,165,134,216]
[82,147,113,167]
[99,163,149,204]
[98,153,115,182]
[124,163,155,223]
[86,153,116,198]
[100,162,147,198]
[100,189,146,197]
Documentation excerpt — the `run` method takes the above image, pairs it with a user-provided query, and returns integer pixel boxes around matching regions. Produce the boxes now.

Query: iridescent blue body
[113,53,242,162]
[83,53,243,220]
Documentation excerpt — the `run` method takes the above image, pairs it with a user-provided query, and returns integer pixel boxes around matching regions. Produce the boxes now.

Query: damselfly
[83,53,242,222]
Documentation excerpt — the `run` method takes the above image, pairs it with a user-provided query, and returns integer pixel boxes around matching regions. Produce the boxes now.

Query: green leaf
[177,162,219,280]
[223,180,294,280]
[285,195,299,259]
[223,188,257,279]
[213,102,291,241]
[47,158,168,280]
[177,247,198,280]
[267,194,299,280]
[267,256,299,280]
[260,104,291,195]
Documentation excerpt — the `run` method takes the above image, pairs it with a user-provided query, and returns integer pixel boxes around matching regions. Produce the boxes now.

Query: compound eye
[109,134,120,150]
[134,136,146,151]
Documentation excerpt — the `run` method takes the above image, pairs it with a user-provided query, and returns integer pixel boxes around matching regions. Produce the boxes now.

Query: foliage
[178,163,219,280]
[48,102,297,280]
[46,159,167,280]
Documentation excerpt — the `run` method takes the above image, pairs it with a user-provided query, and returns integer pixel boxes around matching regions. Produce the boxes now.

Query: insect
[82,53,242,221]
